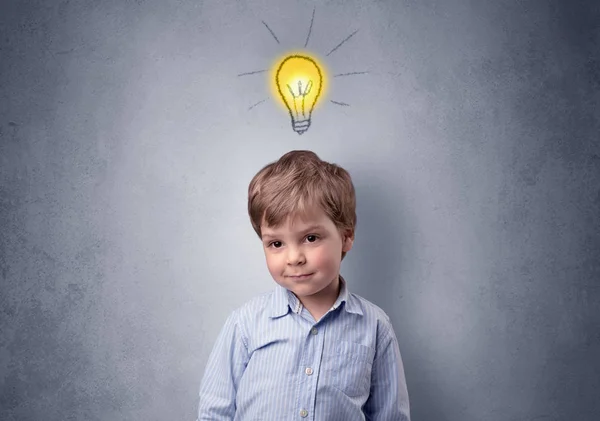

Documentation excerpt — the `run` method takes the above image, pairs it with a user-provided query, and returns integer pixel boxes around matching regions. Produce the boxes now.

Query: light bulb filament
[286,80,313,98]
[286,79,314,117]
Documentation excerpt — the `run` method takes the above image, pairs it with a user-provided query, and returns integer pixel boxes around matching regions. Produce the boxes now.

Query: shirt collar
[268,275,363,318]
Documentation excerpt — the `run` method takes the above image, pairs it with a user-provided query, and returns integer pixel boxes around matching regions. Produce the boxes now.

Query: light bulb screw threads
[292,119,311,135]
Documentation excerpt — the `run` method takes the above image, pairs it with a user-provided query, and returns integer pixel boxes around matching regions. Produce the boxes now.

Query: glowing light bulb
[274,54,324,135]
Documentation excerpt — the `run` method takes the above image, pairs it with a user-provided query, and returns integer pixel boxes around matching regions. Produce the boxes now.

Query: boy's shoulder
[347,291,393,323]
[238,289,275,310]
[228,289,278,322]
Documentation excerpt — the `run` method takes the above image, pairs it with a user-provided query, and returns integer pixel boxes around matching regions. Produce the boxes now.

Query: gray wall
[1,0,599,420]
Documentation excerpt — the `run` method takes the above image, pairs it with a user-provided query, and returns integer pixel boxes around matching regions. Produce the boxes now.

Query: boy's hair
[248,150,356,260]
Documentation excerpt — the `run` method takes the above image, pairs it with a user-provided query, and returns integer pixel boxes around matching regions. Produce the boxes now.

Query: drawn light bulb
[275,54,323,135]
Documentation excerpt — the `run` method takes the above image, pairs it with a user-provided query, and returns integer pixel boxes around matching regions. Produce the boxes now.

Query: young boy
[197,150,410,420]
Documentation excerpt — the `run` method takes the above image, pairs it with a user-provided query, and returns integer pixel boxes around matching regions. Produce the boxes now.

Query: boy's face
[260,207,354,305]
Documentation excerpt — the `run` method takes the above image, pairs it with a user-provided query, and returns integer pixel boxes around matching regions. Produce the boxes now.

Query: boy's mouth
[287,273,314,280]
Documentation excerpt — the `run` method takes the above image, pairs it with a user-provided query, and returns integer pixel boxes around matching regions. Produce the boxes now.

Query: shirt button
[305,367,313,375]
[300,409,308,417]
[310,327,318,335]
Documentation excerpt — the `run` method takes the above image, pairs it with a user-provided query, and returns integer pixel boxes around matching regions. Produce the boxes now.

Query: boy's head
[248,150,356,260]
[248,150,356,302]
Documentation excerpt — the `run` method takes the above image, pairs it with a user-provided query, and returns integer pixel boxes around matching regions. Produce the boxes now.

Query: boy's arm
[363,320,411,421]
[197,310,249,421]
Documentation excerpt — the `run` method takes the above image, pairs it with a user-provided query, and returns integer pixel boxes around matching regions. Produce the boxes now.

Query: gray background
[1,0,599,420]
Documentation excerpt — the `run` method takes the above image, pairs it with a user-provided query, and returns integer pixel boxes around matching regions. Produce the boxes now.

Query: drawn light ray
[326,29,359,56]
[248,98,269,110]
[262,21,280,44]
[330,100,350,107]
[238,69,267,77]
[304,7,316,48]
[334,71,369,77]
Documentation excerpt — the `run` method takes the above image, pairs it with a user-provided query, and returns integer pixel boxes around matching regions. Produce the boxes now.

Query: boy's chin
[288,283,335,298]
[278,281,317,296]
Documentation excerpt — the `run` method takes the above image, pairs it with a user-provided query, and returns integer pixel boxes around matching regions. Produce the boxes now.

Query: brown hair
[248,150,356,260]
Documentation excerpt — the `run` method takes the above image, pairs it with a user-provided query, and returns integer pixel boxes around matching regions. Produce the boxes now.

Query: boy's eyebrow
[262,224,326,239]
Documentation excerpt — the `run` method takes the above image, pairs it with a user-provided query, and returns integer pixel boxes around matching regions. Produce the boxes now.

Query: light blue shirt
[197,276,410,420]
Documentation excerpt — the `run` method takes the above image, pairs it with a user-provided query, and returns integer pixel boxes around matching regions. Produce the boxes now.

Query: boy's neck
[296,276,341,322]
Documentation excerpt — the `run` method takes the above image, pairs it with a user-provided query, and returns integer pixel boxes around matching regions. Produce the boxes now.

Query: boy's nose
[286,248,306,265]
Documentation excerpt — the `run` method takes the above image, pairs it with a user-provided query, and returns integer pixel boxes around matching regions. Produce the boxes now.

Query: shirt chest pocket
[322,340,376,398]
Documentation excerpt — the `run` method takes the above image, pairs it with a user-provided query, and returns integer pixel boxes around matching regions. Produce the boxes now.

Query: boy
[197,150,410,420]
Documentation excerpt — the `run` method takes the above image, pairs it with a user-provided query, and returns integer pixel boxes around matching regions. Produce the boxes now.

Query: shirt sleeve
[197,310,249,421]
[363,319,411,421]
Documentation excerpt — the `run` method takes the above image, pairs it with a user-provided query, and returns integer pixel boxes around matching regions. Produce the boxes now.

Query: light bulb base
[292,118,311,135]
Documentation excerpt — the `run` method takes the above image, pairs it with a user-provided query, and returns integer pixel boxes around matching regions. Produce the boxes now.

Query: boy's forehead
[262,209,330,233]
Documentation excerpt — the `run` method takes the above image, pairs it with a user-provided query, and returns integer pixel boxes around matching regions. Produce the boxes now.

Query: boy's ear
[342,230,354,252]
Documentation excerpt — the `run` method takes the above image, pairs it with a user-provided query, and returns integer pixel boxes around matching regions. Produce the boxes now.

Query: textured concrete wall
[1,0,599,420]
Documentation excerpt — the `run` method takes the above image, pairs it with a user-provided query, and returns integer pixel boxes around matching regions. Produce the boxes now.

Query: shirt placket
[296,319,325,420]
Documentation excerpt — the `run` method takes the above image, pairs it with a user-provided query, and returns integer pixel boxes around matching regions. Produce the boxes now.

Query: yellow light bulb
[274,54,324,135]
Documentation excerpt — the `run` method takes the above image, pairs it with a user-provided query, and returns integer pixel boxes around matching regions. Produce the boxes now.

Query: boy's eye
[270,241,283,248]
[306,235,318,243]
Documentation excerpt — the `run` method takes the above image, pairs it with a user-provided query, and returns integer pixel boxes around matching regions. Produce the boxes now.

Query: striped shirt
[197,276,410,420]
